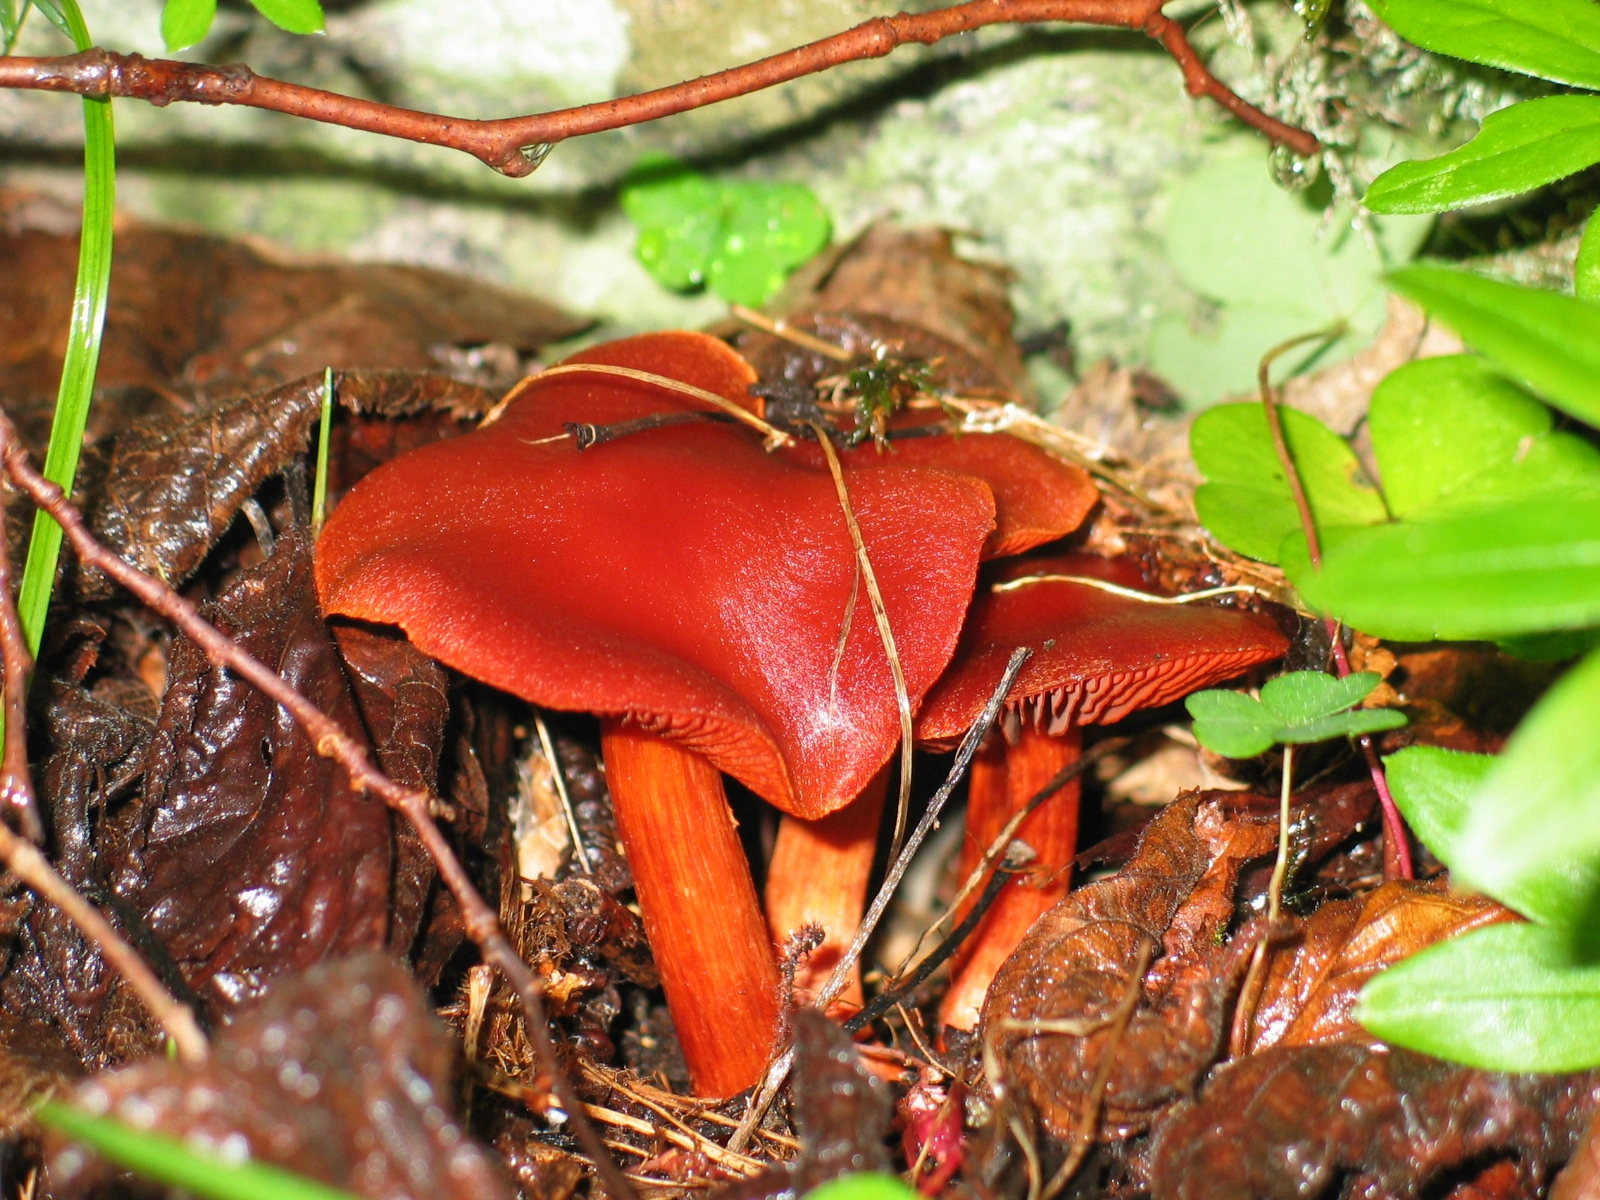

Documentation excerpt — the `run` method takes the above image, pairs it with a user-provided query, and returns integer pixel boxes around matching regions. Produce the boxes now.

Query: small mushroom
[915,552,1289,1030]
[316,331,998,1095]
[762,420,1099,1009]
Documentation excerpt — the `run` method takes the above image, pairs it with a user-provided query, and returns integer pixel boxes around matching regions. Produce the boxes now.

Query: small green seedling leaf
[1383,745,1495,872]
[802,1175,923,1200]
[621,157,830,306]
[248,0,323,35]
[162,0,218,50]
[1357,923,1600,1072]
[1187,670,1403,758]
[1364,0,1600,91]
[1578,205,1600,303]
[1455,647,1600,932]
[1387,264,1600,429]
[1368,355,1600,520]
[1283,496,1600,641]
[1190,403,1387,563]
[1365,95,1600,214]
[35,1101,363,1200]
[1186,688,1282,758]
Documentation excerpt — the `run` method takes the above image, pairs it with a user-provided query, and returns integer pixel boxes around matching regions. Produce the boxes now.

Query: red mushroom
[915,552,1289,1030]
[763,423,1098,1010]
[315,331,997,1095]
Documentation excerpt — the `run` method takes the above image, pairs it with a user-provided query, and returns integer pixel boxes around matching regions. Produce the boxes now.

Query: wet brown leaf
[980,794,1275,1139]
[1150,1044,1600,1200]
[44,955,514,1200]
[1247,880,1514,1053]
[100,532,392,1018]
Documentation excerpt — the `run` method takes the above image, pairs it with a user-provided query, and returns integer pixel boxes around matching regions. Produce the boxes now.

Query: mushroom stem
[764,766,889,1015]
[600,721,782,1097]
[939,725,1081,1031]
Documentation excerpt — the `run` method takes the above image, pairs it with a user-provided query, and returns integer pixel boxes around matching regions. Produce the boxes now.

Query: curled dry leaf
[980,793,1275,1139]
[1247,880,1515,1053]
[44,955,514,1200]
[100,533,394,1018]
[87,371,498,600]
[1151,1044,1600,1200]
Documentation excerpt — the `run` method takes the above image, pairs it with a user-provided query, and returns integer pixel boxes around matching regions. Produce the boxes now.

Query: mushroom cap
[782,420,1098,560]
[316,331,998,819]
[915,552,1289,743]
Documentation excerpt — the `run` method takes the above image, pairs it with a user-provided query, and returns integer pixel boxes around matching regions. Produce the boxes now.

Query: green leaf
[1365,0,1600,90]
[1186,688,1280,758]
[248,0,323,35]
[1365,96,1600,214]
[1279,706,1408,744]
[621,159,831,306]
[1190,403,1387,563]
[1578,204,1600,303]
[1387,264,1600,427]
[1283,496,1600,640]
[802,1176,924,1200]
[1357,923,1600,1072]
[1383,745,1496,867]
[1368,355,1600,520]
[35,1101,364,1200]
[708,183,831,307]
[1454,648,1600,929]
[1258,669,1383,724]
[161,0,217,50]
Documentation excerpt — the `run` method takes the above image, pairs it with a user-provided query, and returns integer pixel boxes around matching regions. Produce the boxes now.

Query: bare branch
[0,0,1316,178]
[0,411,639,1200]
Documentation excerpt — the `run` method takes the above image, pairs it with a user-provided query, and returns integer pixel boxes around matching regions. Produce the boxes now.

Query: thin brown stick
[0,413,638,1200]
[0,1,1315,178]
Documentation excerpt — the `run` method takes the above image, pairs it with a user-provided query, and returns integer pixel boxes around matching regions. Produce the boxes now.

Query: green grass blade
[15,0,113,657]
[311,368,333,535]
[36,1101,363,1200]
[1364,95,1600,214]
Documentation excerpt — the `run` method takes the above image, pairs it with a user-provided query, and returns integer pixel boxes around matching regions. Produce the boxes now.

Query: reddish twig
[0,412,639,1200]
[0,0,1316,178]
[1256,336,1414,881]
[0,486,42,844]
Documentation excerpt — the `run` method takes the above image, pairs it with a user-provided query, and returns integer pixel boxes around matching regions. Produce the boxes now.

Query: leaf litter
[0,198,1594,1200]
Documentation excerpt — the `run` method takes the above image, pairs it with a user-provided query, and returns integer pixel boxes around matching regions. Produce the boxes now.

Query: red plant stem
[765,766,889,1016]
[0,488,41,843]
[0,1,1316,178]
[1257,345,1413,881]
[940,725,1081,1031]
[601,721,782,1098]
[0,411,639,1200]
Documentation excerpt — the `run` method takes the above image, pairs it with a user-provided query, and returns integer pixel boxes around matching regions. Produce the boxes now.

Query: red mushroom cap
[316,332,998,819]
[916,552,1289,743]
[780,416,1098,560]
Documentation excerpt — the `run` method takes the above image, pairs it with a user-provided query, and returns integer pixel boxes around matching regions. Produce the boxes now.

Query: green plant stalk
[311,367,333,535]
[15,0,113,657]
[35,1101,363,1200]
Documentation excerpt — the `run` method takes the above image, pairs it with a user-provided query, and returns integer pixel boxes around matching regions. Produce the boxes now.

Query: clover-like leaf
[1186,688,1280,759]
[621,158,830,306]
[1188,670,1404,759]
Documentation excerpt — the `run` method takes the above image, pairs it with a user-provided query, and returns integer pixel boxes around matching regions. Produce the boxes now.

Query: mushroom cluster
[315,330,1284,1095]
